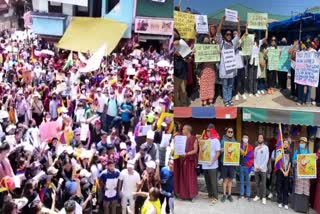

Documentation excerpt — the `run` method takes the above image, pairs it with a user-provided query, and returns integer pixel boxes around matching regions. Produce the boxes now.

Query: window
[48,1,63,13]
[75,5,89,16]
[105,0,119,14]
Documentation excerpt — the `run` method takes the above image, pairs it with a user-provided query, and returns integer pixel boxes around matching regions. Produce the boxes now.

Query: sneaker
[284,205,289,210]
[229,101,234,106]
[278,204,283,208]
[253,196,260,202]
[268,193,273,199]
[261,90,265,95]
[262,198,267,205]
[242,94,247,100]
[227,195,233,202]
[221,195,226,203]
[224,102,230,107]
[235,95,240,101]
[255,94,260,97]
[312,101,316,106]
[296,102,302,106]
[257,90,261,95]
[249,93,253,97]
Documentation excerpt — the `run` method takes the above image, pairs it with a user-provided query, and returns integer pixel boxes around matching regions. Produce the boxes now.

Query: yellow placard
[174,11,196,39]
[223,142,240,166]
[198,140,211,164]
[297,154,317,179]
[156,112,174,133]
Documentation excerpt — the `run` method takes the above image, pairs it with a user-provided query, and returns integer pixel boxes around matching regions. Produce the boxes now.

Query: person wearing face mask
[266,36,278,95]
[296,39,316,106]
[197,35,215,106]
[288,39,300,100]
[239,134,253,201]
[253,134,269,205]
[275,139,291,210]
[217,15,241,106]
[291,137,311,213]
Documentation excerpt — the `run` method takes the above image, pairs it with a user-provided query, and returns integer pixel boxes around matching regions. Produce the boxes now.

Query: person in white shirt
[253,134,269,205]
[200,127,220,204]
[95,87,107,115]
[119,160,141,214]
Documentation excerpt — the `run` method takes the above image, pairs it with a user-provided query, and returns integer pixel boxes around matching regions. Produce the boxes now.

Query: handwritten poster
[174,11,196,39]
[297,154,317,179]
[278,46,291,72]
[194,44,220,62]
[195,15,209,33]
[240,34,254,56]
[138,125,152,137]
[247,13,268,30]
[223,142,240,166]
[199,140,211,164]
[268,49,280,70]
[175,39,192,58]
[174,135,187,155]
[160,134,172,148]
[222,49,237,71]
[225,9,238,22]
[295,51,320,87]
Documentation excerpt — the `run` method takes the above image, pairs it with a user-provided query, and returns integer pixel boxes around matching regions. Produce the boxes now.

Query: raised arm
[217,16,225,34]
[237,16,241,35]
[262,24,269,42]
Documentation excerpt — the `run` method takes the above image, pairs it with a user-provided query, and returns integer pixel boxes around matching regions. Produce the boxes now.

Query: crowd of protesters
[173,122,320,213]
[174,6,320,107]
[0,29,174,214]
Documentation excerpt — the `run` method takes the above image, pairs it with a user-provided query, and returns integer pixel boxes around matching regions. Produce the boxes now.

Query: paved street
[190,88,320,113]
[175,192,317,214]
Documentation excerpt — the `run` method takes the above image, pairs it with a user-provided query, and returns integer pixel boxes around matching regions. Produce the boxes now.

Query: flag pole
[279,123,283,152]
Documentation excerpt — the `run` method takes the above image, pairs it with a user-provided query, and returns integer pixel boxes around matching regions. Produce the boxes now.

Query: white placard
[195,15,209,33]
[160,134,172,148]
[149,60,155,69]
[222,49,237,71]
[80,123,89,141]
[174,135,187,155]
[127,67,137,76]
[176,39,192,58]
[225,9,238,22]
[138,125,152,137]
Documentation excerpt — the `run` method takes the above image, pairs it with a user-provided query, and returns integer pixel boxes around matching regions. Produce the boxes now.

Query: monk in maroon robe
[177,125,198,200]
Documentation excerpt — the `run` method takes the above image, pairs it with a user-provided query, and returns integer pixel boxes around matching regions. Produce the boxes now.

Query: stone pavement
[189,88,320,113]
[175,193,317,214]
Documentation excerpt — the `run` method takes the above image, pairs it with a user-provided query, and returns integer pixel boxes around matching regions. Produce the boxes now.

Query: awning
[56,17,127,55]
[174,107,237,119]
[136,0,173,18]
[242,107,320,126]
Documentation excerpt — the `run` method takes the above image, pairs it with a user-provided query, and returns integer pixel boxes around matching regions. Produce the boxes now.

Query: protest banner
[278,46,291,72]
[134,17,173,36]
[222,49,237,71]
[295,51,320,87]
[138,125,152,136]
[240,34,254,56]
[247,13,268,30]
[194,44,220,62]
[267,49,280,70]
[195,15,209,33]
[174,135,187,155]
[297,154,317,179]
[198,140,211,164]
[174,11,196,39]
[80,43,107,73]
[223,142,240,166]
[175,39,192,58]
[225,8,238,22]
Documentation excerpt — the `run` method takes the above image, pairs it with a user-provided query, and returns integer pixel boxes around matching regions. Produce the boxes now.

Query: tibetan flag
[63,52,73,70]
[274,124,284,171]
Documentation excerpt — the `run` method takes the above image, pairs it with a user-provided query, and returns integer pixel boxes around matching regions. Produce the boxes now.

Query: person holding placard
[266,36,278,95]
[217,15,240,107]
[296,39,316,106]
[176,125,198,201]
[201,127,221,204]
[198,36,216,106]
[220,127,237,202]
[233,30,245,101]
[253,134,269,205]
[291,137,311,213]
[173,29,188,107]
[288,39,300,100]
